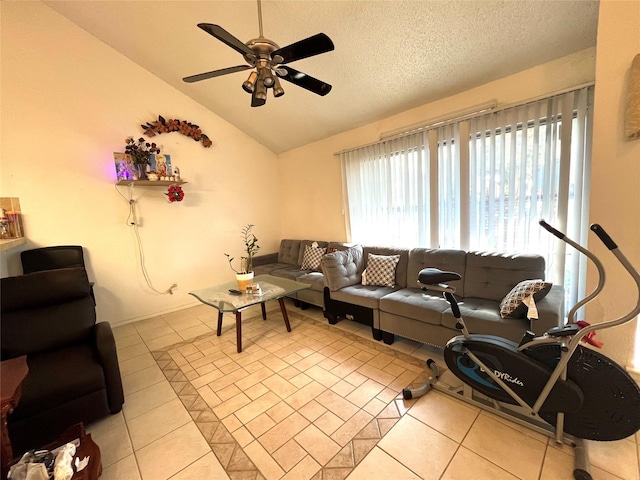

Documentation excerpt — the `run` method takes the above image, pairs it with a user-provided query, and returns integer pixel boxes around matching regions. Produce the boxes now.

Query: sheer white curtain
[341,86,593,311]
[341,131,430,247]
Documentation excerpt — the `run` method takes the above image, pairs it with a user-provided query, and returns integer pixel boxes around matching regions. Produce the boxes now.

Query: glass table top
[189,274,310,313]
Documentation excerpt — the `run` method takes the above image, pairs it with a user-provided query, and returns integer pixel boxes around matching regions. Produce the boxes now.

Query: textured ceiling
[45,1,599,154]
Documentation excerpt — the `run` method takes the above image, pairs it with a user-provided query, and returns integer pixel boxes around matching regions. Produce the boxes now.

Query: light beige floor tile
[178,323,213,340]
[316,390,359,422]
[408,390,478,443]
[246,413,276,438]
[122,380,177,421]
[136,422,210,480]
[112,323,138,340]
[235,391,281,424]
[442,446,519,479]
[280,454,321,480]
[99,453,141,480]
[462,413,546,480]
[304,364,341,388]
[587,438,640,480]
[315,411,344,436]
[331,410,373,446]
[378,414,458,480]
[259,411,310,453]
[541,444,625,480]
[295,424,341,465]
[117,342,150,362]
[167,315,203,332]
[262,373,299,399]
[345,378,385,408]
[134,316,170,333]
[139,324,176,342]
[91,420,133,469]
[244,440,286,480]
[298,400,328,423]
[115,332,144,349]
[86,411,125,439]
[127,398,192,450]
[122,364,166,396]
[266,401,295,423]
[348,446,421,480]
[168,452,230,480]
[213,392,252,419]
[145,332,183,350]
[118,351,157,377]
[272,439,308,471]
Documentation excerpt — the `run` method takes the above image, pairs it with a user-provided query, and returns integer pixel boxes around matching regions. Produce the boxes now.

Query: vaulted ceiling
[45,1,599,154]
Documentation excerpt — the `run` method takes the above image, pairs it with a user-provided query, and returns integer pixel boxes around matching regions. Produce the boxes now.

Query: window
[341,86,593,312]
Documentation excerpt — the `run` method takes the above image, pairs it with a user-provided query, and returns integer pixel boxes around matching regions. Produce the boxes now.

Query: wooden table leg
[278,298,292,332]
[236,311,243,353]
[261,303,267,320]
[217,311,223,336]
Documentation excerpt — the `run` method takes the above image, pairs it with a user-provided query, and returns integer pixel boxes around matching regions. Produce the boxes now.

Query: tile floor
[87,299,640,480]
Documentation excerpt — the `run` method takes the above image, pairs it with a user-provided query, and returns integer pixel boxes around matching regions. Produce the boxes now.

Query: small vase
[236,272,254,291]
[136,164,148,181]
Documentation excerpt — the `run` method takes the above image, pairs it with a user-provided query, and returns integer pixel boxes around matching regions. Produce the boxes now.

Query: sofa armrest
[322,245,364,291]
[253,253,279,267]
[530,284,565,336]
[94,322,124,413]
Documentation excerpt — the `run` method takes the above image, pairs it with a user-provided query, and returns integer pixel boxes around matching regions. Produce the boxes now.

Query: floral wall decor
[165,185,185,202]
[142,115,213,148]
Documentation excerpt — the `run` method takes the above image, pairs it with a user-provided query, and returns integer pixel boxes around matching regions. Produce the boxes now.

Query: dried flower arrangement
[141,115,212,148]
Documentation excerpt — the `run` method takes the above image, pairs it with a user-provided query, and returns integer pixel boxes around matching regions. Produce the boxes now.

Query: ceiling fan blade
[183,65,252,83]
[197,23,255,57]
[277,66,332,96]
[271,33,334,65]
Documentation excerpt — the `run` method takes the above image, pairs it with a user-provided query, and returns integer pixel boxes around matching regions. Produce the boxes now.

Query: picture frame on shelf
[113,152,137,181]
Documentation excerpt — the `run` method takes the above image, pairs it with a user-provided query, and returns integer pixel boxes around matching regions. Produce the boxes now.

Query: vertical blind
[341,86,593,310]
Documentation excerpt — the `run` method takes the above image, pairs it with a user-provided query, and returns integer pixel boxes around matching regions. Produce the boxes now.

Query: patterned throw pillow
[499,279,552,319]
[301,245,326,271]
[361,254,400,287]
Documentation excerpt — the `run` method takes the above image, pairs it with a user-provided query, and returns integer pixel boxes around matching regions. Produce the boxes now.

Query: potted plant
[225,224,260,290]
[124,137,161,180]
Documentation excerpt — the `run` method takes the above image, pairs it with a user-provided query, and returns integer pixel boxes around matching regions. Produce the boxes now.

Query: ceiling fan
[183,0,335,107]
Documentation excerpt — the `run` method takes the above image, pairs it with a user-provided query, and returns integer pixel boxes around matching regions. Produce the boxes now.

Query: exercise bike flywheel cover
[535,344,640,441]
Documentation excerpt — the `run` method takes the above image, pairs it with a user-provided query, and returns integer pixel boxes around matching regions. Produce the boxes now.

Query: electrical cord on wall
[115,184,178,295]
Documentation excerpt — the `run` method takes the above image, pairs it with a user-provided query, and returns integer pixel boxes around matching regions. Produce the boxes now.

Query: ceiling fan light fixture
[242,71,258,93]
[273,77,285,97]
[254,81,268,101]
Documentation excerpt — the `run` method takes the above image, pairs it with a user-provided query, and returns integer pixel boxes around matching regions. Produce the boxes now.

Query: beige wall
[0,2,283,325]
[588,0,640,367]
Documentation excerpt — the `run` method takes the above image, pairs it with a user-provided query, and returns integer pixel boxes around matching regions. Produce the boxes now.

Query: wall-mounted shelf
[116,180,187,186]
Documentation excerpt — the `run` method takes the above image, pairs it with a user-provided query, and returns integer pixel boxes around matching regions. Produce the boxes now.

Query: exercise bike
[402,221,640,480]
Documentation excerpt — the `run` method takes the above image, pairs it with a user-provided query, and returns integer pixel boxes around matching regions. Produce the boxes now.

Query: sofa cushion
[362,254,400,287]
[463,252,546,302]
[277,239,302,265]
[441,297,530,339]
[330,284,396,310]
[407,248,466,295]
[322,245,364,291]
[270,266,308,282]
[499,279,552,318]
[296,272,325,292]
[379,289,449,326]
[301,244,327,271]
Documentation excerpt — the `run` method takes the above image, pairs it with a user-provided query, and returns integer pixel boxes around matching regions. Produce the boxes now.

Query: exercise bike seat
[418,268,461,286]
[547,323,581,337]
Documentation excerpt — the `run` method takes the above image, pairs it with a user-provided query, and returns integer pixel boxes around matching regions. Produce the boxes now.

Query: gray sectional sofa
[253,239,565,349]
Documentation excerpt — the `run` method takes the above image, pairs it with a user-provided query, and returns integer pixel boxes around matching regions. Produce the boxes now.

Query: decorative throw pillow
[361,253,400,287]
[499,279,552,319]
[301,244,326,271]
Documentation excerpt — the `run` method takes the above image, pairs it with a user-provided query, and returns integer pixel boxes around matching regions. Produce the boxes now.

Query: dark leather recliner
[1,267,124,453]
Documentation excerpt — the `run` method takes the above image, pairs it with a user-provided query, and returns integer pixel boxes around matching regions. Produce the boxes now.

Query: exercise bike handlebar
[590,223,617,250]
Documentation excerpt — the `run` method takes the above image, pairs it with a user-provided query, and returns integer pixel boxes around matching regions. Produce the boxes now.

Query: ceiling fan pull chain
[257,0,264,38]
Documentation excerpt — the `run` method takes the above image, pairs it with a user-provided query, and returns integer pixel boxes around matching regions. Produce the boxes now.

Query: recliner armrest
[94,322,124,413]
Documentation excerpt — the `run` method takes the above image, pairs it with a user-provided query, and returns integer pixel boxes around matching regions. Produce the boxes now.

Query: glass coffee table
[189,274,310,353]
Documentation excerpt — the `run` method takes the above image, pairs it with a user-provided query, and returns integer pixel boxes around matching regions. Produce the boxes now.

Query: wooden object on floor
[44,423,102,480]
[1,355,28,479]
